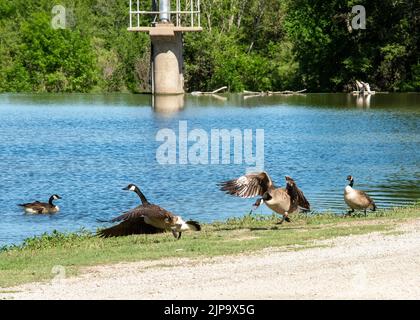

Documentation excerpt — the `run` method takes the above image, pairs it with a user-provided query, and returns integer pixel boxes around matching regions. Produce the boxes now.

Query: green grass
[1,205,419,288]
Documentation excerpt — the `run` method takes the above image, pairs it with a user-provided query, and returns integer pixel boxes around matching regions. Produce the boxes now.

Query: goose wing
[97,216,164,237]
[356,190,376,206]
[19,201,49,213]
[106,204,174,223]
[219,172,274,198]
[19,201,42,207]
[285,176,310,210]
[97,204,174,237]
[97,204,174,226]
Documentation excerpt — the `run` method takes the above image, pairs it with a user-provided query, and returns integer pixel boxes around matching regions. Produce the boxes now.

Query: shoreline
[1,216,419,299]
[0,205,419,292]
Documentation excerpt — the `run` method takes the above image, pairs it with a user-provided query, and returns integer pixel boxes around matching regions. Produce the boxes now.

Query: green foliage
[284,0,419,92]
[0,0,418,92]
[0,0,149,93]
[18,12,97,92]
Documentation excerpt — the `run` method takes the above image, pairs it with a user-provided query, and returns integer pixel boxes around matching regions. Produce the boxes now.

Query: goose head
[48,194,61,205]
[285,176,295,186]
[122,184,138,192]
[346,175,354,187]
[49,194,61,202]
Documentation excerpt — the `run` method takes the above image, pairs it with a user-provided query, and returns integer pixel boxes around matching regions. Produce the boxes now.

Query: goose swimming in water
[18,194,62,214]
[220,172,310,224]
[98,184,201,239]
[344,175,376,216]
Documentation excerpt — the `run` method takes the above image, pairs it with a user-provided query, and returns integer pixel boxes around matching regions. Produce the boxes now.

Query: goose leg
[276,213,289,224]
[177,232,182,240]
[249,198,263,214]
[346,209,355,217]
[276,216,285,224]
[364,209,367,216]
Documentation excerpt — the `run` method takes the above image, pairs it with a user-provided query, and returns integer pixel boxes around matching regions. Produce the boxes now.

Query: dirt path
[2,220,420,300]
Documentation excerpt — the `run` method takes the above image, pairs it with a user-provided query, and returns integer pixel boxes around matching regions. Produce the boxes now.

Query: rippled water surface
[0,93,419,246]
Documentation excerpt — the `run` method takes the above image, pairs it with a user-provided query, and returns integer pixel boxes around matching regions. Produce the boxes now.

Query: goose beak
[122,186,129,190]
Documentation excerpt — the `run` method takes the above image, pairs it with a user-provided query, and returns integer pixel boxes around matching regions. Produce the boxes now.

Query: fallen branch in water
[191,86,228,96]
[243,89,306,99]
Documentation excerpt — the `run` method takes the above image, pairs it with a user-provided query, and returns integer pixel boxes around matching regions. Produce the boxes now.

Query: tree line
[0,0,418,93]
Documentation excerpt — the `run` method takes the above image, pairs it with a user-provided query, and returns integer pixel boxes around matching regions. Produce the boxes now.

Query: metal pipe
[191,0,193,27]
[129,0,132,28]
[176,0,180,26]
[137,0,140,27]
[198,0,200,27]
[159,0,170,22]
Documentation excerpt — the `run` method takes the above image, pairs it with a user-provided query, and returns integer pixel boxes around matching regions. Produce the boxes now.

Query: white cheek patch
[130,186,136,191]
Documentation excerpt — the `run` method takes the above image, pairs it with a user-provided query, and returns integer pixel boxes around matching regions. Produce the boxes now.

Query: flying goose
[98,184,201,239]
[344,175,376,216]
[18,194,62,214]
[220,172,310,223]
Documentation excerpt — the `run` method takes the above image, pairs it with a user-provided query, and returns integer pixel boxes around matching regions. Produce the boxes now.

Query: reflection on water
[152,94,185,114]
[0,93,419,246]
[354,93,372,109]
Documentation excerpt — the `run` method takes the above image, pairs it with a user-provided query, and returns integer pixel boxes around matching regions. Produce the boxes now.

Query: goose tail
[186,220,201,231]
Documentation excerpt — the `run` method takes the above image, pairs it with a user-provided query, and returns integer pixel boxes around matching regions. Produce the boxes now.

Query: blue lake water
[0,93,419,246]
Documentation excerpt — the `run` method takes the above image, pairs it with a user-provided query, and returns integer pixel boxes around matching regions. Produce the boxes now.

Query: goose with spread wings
[220,172,310,223]
[98,184,201,239]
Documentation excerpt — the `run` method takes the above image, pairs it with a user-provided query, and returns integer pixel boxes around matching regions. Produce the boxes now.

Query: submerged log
[191,86,228,96]
[243,89,307,99]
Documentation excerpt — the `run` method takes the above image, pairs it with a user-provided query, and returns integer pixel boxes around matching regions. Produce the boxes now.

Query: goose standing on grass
[18,194,62,214]
[344,175,376,216]
[219,172,310,224]
[98,184,201,239]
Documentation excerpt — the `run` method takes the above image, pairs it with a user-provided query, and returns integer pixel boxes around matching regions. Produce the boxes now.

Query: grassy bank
[1,205,419,288]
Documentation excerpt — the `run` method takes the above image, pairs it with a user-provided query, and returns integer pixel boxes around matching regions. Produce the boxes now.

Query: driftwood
[352,90,376,95]
[243,89,307,99]
[191,86,228,96]
[353,80,375,95]
[191,86,228,101]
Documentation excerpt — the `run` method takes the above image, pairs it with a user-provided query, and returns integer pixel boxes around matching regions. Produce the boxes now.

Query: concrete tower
[128,0,202,94]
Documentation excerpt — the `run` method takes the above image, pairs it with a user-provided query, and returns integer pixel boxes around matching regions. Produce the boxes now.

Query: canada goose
[344,175,376,216]
[98,184,201,239]
[220,172,310,224]
[18,194,62,214]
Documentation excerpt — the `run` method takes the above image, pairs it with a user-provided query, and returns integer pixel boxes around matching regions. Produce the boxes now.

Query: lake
[0,93,419,246]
